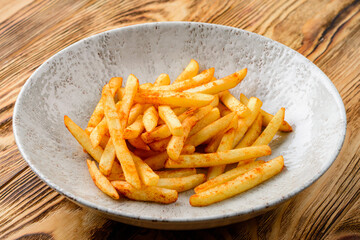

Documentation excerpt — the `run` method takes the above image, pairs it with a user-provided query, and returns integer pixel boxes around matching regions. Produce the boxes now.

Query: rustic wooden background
[1,0,359,239]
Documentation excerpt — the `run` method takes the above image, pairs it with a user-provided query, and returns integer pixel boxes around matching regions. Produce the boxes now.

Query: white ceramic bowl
[13,22,346,230]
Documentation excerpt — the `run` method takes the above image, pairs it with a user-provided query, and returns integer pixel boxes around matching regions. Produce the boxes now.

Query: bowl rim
[13,21,347,224]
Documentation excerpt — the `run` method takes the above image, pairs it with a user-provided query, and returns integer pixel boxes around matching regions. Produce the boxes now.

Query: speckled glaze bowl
[13,22,346,230]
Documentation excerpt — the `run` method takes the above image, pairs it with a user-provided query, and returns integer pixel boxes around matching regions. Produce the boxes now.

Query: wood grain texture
[0,0,359,239]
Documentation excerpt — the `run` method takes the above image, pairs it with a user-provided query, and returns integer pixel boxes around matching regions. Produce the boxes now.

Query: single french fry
[181,144,196,154]
[189,108,220,136]
[157,174,206,192]
[127,103,144,126]
[239,94,292,132]
[64,115,103,162]
[158,107,188,125]
[165,145,271,168]
[134,90,215,107]
[236,113,262,148]
[104,85,141,189]
[141,108,198,143]
[173,59,199,83]
[111,181,178,204]
[190,156,284,206]
[155,73,171,86]
[86,77,123,130]
[123,114,144,139]
[195,160,265,193]
[185,69,247,95]
[148,137,171,152]
[186,112,236,147]
[167,116,198,160]
[131,153,159,186]
[99,138,116,176]
[151,68,214,92]
[128,136,150,151]
[232,97,263,148]
[87,159,119,199]
[158,106,183,136]
[155,168,197,178]
[210,94,219,107]
[143,106,159,132]
[207,128,236,180]
[220,90,250,118]
[253,108,285,146]
[118,74,139,129]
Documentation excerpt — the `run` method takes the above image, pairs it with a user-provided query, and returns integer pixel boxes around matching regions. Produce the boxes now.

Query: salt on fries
[64,60,291,206]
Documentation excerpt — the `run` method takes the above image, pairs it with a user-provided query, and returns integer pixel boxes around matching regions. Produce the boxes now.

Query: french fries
[143,106,159,132]
[65,60,292,206]
[189,156,284,206]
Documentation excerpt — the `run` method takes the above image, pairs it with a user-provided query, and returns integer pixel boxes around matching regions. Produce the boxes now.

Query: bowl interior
[13,22,346,226]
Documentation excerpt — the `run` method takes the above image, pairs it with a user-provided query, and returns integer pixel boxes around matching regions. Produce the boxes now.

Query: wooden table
[1,0,359,239]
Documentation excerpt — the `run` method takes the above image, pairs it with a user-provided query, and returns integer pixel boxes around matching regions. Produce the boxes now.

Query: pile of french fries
[64,59,292,207]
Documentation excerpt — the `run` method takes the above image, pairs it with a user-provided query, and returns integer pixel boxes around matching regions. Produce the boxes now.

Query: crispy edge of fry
[186,112,236,147]
[152,68,214,92]
[118,74,139,129]
[165,145,271,168]
[239,94,292,132]
[104,85,141,189]
[99,138,116,176]
[143,105,159,132]
[128,136,151,151]
[207,128,236,180]
[87,159,119,199]
[155,168,197,178]
[157,174,206,192]
[111,181,178,204]
[158,105,184,136]
[123,114,144,139]
[184,68,247,95]
[155,73,171,86]
[236,113,263,148]
[220,90,250,118]
[189,108,220,136]
[189,156,284,207]
[64,115,103,162]
[253,108,285,146]
[131,153,159,186]
[173,59,199,83]
[195,160,265,193]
